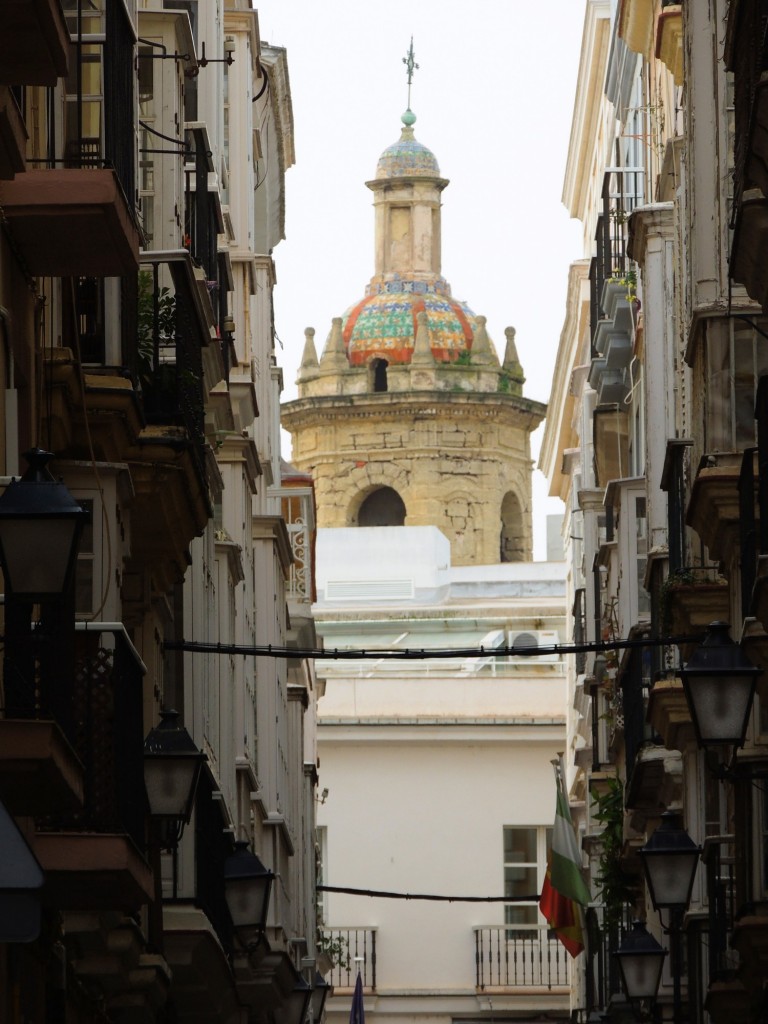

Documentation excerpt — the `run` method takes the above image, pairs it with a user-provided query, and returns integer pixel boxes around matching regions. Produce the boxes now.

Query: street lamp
[679,621,760,752]
[285,975,312,1024]
[143,709,206,849]
[0,448,88,602]
[0,449,89,725]
[638,812,701,1024]
[310,972,332,1024]
[615,920,666,1010]
[638,811,701,913]
[223,840,274,939]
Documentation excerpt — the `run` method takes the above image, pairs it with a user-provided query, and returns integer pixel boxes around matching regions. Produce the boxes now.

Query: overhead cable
[163,633,703,661]
[317,885,538,903]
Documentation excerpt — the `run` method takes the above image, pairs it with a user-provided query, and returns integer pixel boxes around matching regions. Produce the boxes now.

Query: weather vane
[402,37,419,110]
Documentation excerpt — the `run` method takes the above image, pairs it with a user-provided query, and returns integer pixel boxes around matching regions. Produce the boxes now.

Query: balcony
[231,947,299,1020]
[588,360,630,405]
[700,835,750,1023]
[744,76,768,200]
[731,904,768,1003]
[730,190,768,310]
[320,928,377,992]
[123,251,219,599]
[46,349,145,463]
[647,675,694,752]
[30,625,152,914]
[687,451,758,566]
[0,168,140,277]
[0,718,83,817]
[0,0,69,86]
[474,926,569,991]
[593,404,630,488]
[655,4,683,86]
[0,86,26,180]
[625,746,683,827]
[62,915,170,1020]
[163,904,242,1024]
[661,567,730,653]
[618,0,654,57]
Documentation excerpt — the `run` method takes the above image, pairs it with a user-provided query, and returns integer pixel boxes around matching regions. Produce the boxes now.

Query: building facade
[0,2,320,1021]
[283,105,571,1024]
[541,1,768,1021]
[282,109,544,568]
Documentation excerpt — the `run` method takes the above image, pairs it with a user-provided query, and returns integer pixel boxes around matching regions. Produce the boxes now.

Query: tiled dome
[375,110,440,179]
[343,276,475,365]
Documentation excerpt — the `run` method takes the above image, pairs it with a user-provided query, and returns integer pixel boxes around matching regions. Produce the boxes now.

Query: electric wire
[317,885,538,903]
[163,632,703,661]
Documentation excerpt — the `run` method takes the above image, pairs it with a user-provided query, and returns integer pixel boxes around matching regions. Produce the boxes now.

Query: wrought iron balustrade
[702,834,739,981]
[138,255,208,486]
[39,625,147,853]
[474,926,569,990]
[274,485,316,602]
[320,928,377,991]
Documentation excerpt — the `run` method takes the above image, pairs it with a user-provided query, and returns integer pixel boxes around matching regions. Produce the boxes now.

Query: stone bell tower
[282,96,544,566]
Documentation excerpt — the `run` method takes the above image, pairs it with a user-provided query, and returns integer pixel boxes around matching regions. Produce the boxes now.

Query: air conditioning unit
[507,630,560,663]
[459,629,505,674]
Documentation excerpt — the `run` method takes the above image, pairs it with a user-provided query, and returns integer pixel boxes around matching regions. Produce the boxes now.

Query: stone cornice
[282,390,546,431]
[252,514,292,576]
[562,1,612,219]
[627,201,675,263]
[539,259,590,491]
[215,433,262,493]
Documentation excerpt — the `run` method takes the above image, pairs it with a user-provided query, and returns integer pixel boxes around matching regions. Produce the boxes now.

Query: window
[138,44,155,243]
[503,825,552,936]
[62,0,105,165]
[316,825,328,924]
[500,491,524,562]
[74,499,95,616]
[704,319,768,451]
[357,487,405,527]
[370,358,388,393]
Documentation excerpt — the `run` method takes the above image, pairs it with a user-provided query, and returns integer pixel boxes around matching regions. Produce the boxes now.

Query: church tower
[282,74,545,566]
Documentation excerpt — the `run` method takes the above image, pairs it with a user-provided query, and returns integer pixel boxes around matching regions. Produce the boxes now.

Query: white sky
[257,1,586,560]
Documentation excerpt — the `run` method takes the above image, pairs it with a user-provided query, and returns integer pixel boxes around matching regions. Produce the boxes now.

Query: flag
[539,758,590,957]
[349,972,365,1024]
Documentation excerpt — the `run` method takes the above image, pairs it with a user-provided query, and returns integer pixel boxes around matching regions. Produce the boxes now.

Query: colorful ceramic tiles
[376,127,440,179]
[343,289,475,365]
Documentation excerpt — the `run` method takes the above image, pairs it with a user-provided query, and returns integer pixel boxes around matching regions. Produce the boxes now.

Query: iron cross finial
[402,37,419,110]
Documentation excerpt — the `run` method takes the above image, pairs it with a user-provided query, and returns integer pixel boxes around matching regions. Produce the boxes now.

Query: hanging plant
[591,777,637,926]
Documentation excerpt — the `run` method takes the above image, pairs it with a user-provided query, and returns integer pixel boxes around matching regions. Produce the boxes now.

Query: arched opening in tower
[370,358,389,392]
[500,491,524,562]
[357,486,406,527]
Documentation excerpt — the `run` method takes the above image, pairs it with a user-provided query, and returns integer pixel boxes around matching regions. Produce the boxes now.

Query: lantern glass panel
[144,757,199,820]
[619,949,665,1001]
[0,519,79,597]
[686,671,755,746]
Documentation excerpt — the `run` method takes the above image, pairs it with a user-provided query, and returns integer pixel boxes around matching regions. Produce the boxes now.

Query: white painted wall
[314,526,569,1022]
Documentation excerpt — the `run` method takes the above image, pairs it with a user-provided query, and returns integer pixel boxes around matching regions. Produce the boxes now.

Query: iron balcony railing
[739,448,758,615]
[320,928,377,991]
[728,0,768,214]
[590,169,644,354]
[702,835,739,981]
[38,624,148,854]
[273,485,316,603]
[585,909,624,1017]
[474,926,569,990]
[757,375,768,554]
